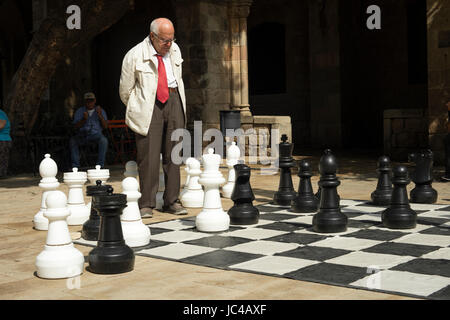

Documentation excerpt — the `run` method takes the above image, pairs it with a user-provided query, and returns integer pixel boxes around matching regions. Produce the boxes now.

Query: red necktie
[156,55,169,103]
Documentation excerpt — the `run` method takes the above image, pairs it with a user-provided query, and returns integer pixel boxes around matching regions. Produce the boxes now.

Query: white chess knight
[196,148,229,232]
[156,154,164,210]
[35,191,84,279]
[121,177,151,247]
[86,165,110,212]
[180,157,204,208]
[33,154,60,231]
[222,141,241,198]
[64,168,90,225]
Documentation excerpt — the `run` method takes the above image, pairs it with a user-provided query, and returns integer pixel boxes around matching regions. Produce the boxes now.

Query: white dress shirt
[149,41,178,88]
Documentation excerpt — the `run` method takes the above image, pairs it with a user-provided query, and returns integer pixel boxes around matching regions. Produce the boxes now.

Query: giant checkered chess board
[75,199,450,300]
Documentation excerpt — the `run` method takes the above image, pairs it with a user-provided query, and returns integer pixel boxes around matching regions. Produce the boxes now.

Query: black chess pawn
[291,159,319,213]
[88,186,135,274]
[315,150,340,203]
[81,180,111,241]
[370,156,393,206]
[408,149,438,204]
[273,134,297,207]
[227,164,259,225]
[312,149,347,233]
[381,165,417,229]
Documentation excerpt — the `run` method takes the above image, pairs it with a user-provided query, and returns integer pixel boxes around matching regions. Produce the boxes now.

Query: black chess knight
[227,164,259,225]
[273,134,297,207]
[312,149,347,233]
[291,159,319,213]
[370,156,393,206]
[88,187,135,274]
[408,149,438,204]
[382,165,417,229]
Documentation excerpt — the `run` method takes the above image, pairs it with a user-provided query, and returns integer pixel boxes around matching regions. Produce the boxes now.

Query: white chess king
[33,154,60,231]
[35,191,84,279]
[196,148,229,232]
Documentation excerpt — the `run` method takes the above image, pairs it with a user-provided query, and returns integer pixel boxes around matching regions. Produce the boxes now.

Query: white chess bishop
[222,141,241,198]
[35,191,84,279]
[33,154,60,231]
[196,148,229,232]
[156,154,164,210]
[64,168,89,225]
[180,157,204,208]
[121,177,151,247]
[86,165,110,211]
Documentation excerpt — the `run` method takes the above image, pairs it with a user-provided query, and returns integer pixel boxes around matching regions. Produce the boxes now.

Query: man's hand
[83,111,88,120]
[96,106,108,129]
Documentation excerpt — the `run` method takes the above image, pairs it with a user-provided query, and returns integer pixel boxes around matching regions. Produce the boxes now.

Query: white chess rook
[222,141,241,198]
[35,191,84,279]
[33,154,60,231]
[156,154,164,210]
[180,157,204,208]
[64,168,90,225]
[196,148,229,232]
[86,165,110,212]
[121,177,151,247]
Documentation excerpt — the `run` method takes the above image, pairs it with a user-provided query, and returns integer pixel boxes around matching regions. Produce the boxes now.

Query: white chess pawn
[35,191,84,279]
[181,158,204,208]
[156,154,165,210]
[180,157,195,198]
[64,168,90,225]
[86,165,110,212]
[121,177,151,247]
[222,141,241,198]
[124,161,139,179]
[196,148,229,232]
[33,154,60,231]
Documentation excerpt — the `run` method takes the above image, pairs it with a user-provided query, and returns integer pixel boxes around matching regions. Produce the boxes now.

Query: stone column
[228,0,253,121]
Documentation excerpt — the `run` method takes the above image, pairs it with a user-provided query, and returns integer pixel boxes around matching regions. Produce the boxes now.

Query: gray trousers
[136,88,185,209]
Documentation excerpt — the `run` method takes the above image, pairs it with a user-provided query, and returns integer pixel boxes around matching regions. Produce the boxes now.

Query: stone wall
[383,109,428,161]
[426,0,450,164]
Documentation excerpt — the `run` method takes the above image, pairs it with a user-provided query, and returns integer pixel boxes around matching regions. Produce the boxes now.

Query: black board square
[429,285,450,300]
[417,217,450,226]
[255,205,286,213]
[182,235,253,249]
[347,219,382,229]
[134,239,172,251]
[258,213,301,221]
[342,229,406,241]
[180,249,263,268]
[147,227,173,235]
[265,232,329,245]
[362,242,441,257]
[255,222,302,232]
[391,259,450,277]
[435,206,450,212]
[275,245,351,261]
[419,226,450,236]
[285,262,369,285]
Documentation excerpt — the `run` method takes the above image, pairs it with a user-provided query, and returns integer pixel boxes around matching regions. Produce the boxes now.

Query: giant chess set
[31,136,450,300]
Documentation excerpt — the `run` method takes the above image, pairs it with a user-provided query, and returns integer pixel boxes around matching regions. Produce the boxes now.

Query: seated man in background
[70,92,108,169]
[0,107,12,178]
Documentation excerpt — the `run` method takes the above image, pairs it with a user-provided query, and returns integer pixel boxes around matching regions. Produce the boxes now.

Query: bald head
[149,18,175,56]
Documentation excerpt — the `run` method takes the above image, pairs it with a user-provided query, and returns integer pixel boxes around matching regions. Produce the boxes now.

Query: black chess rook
[381,165,417,229]
[81,180,111,241]
[227,164,259,225]
[291,159,319,213]
[88,186,135,274]
[312,149,347,233]
[370,155,393,206]
[408,149,438,204]
[273,134,297,207]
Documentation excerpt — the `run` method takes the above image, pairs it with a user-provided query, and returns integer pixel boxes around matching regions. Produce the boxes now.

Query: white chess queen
[195,148,229,232]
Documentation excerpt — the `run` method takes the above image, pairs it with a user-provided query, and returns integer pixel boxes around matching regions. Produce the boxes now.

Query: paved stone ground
[0,150,448,300]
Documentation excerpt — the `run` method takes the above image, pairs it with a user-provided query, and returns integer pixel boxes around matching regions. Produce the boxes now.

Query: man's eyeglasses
[153,33,176,45]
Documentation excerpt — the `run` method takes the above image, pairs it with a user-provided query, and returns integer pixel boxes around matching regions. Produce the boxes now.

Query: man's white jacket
[119,36,186,136]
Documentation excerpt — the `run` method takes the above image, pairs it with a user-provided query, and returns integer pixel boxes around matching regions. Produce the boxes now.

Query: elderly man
[70,92,109,169]
[119,18,187,217]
